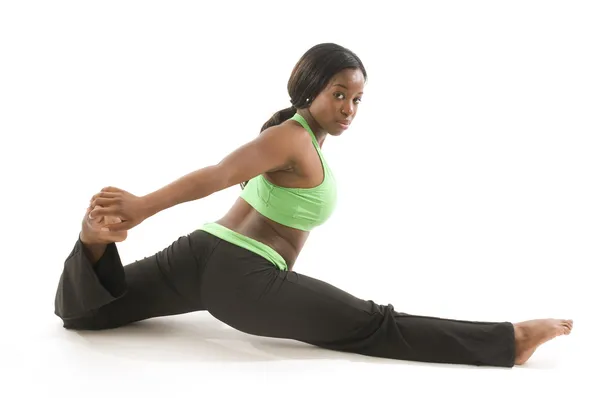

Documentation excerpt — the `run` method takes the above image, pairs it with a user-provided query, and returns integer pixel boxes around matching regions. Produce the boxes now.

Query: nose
[341,102,354,117]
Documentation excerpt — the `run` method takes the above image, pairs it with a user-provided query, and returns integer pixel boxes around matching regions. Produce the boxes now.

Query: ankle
[512,322,523,345]
[79,231,108,264]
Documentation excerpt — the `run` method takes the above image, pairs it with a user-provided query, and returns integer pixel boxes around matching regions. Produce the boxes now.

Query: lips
[337,120,351,127]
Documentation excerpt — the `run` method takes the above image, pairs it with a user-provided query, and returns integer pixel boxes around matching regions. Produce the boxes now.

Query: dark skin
[84,68,573,365]
[89,68,366,269]
[214,68,366,269]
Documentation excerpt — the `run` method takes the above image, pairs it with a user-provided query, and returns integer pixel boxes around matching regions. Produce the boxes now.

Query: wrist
[140,194,159,218]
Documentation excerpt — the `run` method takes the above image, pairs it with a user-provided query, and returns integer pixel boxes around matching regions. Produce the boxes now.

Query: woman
[54,43,572,367]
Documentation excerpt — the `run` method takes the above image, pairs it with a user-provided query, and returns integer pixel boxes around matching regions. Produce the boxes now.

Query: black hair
[240,43,367,189]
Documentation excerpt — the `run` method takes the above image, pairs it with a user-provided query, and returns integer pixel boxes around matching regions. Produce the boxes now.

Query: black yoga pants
[54,229,516,367]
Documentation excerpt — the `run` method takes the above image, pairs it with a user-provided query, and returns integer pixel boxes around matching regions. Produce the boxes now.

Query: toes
[558,322,571,335]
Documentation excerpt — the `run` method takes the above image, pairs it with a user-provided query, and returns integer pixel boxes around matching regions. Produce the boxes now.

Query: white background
[1,0,598,397]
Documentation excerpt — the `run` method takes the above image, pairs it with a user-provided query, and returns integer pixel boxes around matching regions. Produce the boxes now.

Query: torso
[213,120,326,270]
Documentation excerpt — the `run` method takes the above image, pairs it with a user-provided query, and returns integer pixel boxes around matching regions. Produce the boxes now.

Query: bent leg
[55,230,217,330]
[202,241,515,367]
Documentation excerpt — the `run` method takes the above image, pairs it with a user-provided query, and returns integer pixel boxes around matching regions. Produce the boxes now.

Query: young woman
[54,43,572,367]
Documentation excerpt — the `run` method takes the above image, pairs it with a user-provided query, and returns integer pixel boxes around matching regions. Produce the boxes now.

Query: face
[309,68,365,136]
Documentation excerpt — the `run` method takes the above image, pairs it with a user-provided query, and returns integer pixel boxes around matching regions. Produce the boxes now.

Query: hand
[89,186,149,232]
[81,205,128,244]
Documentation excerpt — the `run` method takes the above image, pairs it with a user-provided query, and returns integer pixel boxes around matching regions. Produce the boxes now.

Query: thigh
[249,271,385,346]
[202,241,384,346]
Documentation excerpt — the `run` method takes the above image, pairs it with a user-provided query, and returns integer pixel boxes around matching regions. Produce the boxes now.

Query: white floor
[4,305,596,397]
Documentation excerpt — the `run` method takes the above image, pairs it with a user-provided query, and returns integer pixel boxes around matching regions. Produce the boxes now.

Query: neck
[297,109,327,147]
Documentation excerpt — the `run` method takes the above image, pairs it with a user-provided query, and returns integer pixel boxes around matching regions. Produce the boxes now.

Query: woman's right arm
[141,124,303,217]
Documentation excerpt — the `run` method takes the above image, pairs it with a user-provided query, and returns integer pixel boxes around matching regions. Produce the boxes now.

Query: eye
[334,92,362,104]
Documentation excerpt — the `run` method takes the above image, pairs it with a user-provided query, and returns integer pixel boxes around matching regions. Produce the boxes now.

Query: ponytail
[260,105,297,133]
[239,105,298,189]
[239,43,367,190]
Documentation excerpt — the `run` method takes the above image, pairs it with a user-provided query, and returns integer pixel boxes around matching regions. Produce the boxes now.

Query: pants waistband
[198,222,288,271]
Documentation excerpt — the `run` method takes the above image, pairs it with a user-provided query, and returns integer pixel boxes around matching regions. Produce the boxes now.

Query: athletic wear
[199,222,287,271]
[238,112,337,232]
[200,112,337,271]
[54,231,517,367]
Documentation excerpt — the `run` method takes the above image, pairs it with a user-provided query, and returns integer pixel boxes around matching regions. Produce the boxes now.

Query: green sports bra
[239,113,337,231]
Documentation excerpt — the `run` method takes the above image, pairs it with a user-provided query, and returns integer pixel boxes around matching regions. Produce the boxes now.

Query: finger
[89,206,121,218]
[101,186,122,193]
[87,204,100,219]
[91,191,120,201]
[104,221,133,232]
[91,197,119,207]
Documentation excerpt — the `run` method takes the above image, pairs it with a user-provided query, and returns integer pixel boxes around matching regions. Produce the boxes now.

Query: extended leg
[208,268,515,366]
[202,239,572,367]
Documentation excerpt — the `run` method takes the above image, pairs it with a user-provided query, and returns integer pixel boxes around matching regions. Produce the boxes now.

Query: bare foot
[513,318,573,365]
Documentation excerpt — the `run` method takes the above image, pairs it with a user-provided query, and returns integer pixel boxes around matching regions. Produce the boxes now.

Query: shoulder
[258,120,313,173]
[257,119,313,152]
[277,118,314,145]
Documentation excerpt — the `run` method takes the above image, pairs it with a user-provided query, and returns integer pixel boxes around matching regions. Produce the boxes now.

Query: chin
[330,123,350,135]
